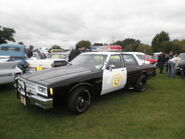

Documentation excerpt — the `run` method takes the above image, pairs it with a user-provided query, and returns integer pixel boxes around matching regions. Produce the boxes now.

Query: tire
[134,74,147,92]
[67,87,91,114]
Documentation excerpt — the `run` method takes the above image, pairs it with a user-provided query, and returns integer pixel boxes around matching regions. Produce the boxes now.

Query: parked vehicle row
[0,44,69,84]
[0,43,157,85]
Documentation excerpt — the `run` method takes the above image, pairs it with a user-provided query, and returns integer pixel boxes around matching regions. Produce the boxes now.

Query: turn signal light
[50,88,53,95]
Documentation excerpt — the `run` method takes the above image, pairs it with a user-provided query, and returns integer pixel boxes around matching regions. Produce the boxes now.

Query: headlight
[37,85,48,96]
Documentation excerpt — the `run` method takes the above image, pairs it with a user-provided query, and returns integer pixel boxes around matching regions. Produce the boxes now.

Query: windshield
[71,54,107,70]
[47,53,67,59]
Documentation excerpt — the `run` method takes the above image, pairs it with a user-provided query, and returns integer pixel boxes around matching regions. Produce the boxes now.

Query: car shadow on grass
[0,83,14,90]
[92,88,138,104]
[0,83,15,96]
[1,83,147,117]
[21,88,139,117]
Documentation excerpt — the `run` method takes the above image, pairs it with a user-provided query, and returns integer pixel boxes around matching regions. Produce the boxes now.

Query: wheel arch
[69,82,94,97]
[141,71,148,78]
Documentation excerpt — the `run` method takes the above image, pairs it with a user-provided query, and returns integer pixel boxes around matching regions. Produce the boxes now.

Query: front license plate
[21,96,26,106]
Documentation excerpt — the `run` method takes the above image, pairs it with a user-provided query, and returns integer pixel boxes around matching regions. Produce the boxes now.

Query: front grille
[18,78,37,95]
[18,79,24,89]
[25,80,37,95]
[18,78,48,96]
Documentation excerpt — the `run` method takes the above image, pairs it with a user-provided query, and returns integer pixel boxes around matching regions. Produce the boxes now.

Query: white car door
[0,62,22,84]
[0,69,14,84]
[101,54,127,95]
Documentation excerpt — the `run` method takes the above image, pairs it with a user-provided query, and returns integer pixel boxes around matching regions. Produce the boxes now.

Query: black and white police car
[16,52,156,114]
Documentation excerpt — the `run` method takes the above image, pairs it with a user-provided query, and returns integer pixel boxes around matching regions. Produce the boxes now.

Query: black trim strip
[24,81,27,105]
[15,79,20,99]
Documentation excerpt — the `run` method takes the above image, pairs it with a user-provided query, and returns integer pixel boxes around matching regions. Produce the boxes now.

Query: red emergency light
[106,45,123,51]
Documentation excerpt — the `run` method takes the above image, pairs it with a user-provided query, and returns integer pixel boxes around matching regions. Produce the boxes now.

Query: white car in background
[122,52,150,65]
[0,56,22,84]
[26,52,69,72]
[153,52,161,60]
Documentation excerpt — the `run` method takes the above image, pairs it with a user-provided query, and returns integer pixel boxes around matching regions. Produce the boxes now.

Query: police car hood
[21,66,97,86]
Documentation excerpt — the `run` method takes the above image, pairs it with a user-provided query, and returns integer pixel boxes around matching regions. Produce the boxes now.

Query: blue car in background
[0,44,28,72]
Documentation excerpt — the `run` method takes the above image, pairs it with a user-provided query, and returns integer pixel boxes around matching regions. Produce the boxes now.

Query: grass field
[0,73,185,139]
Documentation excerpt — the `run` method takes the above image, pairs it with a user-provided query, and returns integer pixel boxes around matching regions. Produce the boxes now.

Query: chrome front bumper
[19,89,53,109]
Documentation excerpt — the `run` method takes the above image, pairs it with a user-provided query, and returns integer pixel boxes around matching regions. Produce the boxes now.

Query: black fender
[142,70,156,78]
[141,71,148,77]
[69,82,93,95]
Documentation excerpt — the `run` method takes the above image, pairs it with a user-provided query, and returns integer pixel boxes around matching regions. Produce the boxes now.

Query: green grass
[0,73,185,139]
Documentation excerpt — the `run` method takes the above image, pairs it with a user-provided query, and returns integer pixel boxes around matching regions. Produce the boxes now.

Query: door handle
[121,69,125,71]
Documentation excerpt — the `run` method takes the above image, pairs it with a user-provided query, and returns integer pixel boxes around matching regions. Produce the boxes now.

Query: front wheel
[134,74,147,92]
[67,87,91,114]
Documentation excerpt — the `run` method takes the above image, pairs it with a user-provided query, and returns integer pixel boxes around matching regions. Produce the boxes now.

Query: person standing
[158,52,166,74]
[68,46,86,62]
[168,56,181,78]
[166,51,174,72]
[27,45,34,58]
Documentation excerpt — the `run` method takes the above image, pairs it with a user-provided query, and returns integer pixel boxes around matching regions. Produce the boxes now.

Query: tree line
[1,25,185,55]
[73,32,185,55]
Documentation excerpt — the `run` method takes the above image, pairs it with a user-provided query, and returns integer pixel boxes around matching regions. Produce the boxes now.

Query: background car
[176,53,185,76]
[0,44,28,72]
[26,52,69,72]
[145,55,158,65]
[0,60,22,84]
[153,52,161,59]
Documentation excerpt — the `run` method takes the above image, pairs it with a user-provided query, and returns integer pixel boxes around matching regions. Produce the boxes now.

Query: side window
[136,54,145,60]
[108,55,123,69]
[1,47,20,52]
[123,55,138,68]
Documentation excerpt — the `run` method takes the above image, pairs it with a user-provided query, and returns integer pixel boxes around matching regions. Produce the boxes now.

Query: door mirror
[68,62,72,65]
[107,64,115,71]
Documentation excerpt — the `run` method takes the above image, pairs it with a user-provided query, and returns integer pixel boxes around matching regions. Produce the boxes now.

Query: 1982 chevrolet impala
[16,52,156,114]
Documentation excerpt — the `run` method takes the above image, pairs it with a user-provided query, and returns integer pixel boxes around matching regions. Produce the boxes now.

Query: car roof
[81,51,147,55]
[0,43,26,57]
[122,52,145,55]
[0,43,25,48]
[82,52,122,55]
[49,52,68,54]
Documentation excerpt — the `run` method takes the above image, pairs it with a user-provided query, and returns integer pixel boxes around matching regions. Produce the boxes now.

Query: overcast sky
[0,0,185,49]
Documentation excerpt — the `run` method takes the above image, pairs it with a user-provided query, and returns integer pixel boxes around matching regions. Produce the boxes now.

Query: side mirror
[107,64,115,71]
[68,62,72,66]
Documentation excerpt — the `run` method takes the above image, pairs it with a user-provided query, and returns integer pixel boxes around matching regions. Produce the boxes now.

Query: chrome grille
[25,80,36,95]
[18,79,24,89]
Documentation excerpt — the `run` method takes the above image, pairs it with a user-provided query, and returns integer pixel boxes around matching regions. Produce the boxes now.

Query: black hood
[21,66,97,86]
